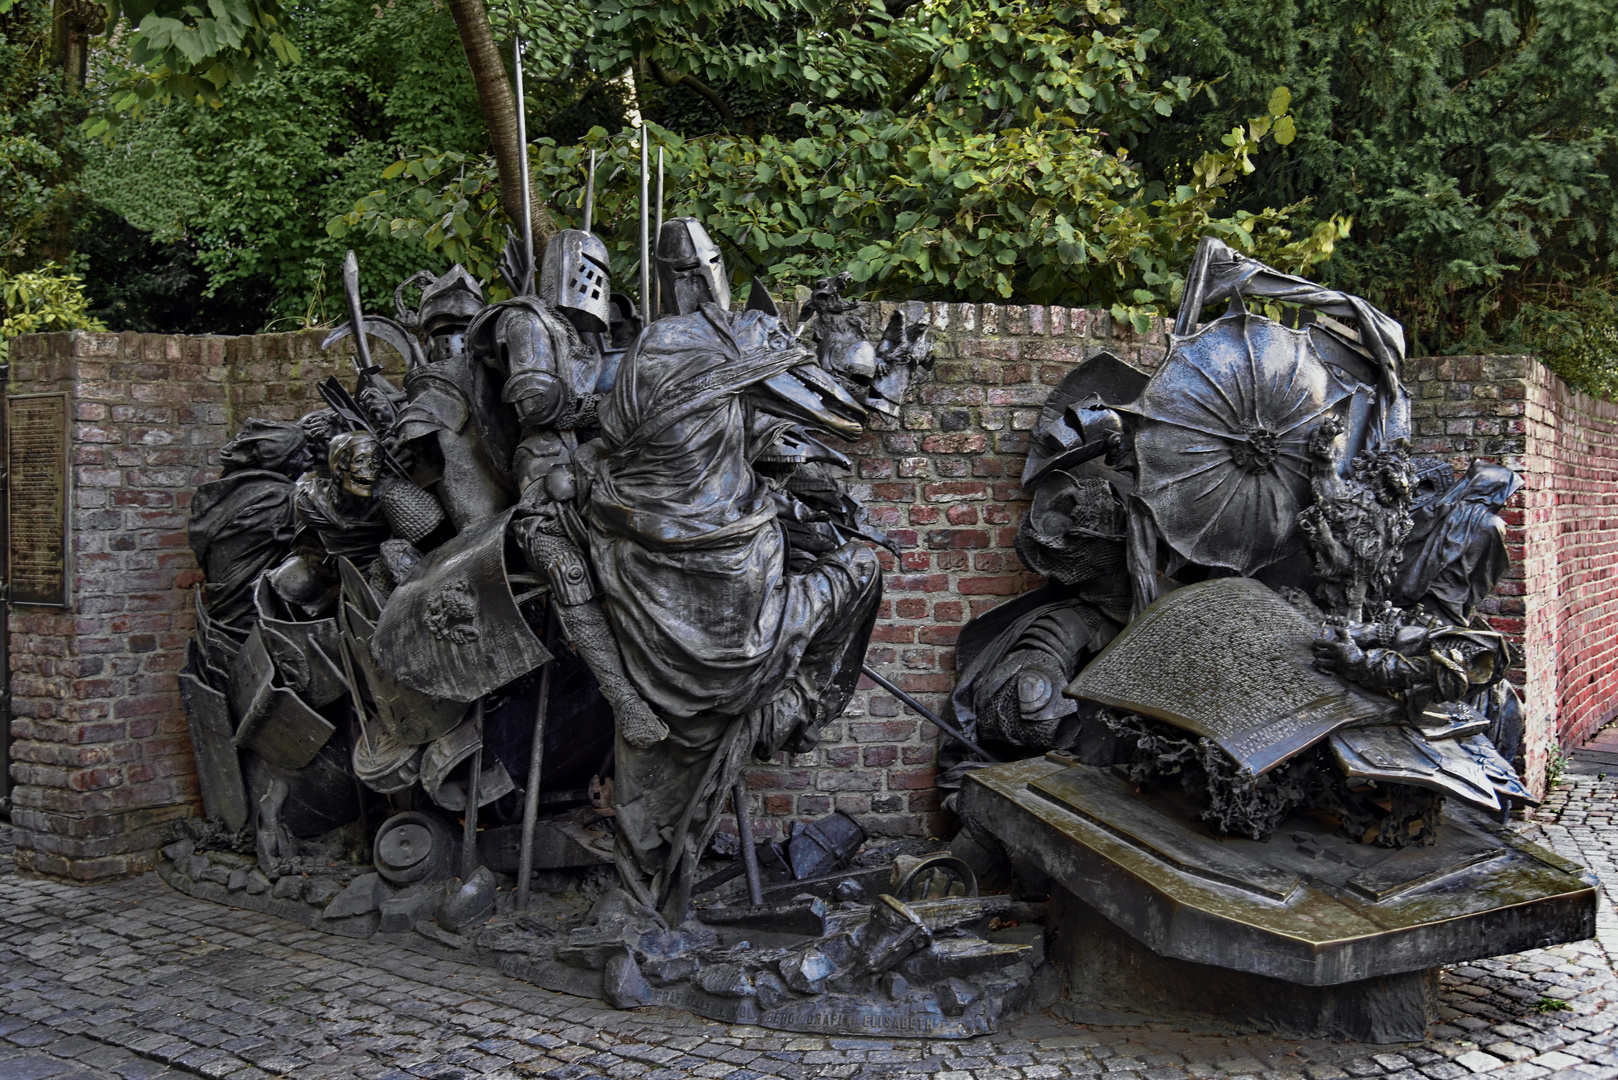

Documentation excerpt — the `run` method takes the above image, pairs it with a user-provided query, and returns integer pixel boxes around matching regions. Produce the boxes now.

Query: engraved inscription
[7,394,68,606]
[1069,578,1395,773]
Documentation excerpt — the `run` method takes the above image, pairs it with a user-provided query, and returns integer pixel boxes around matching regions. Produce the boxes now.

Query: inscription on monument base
[6,392,68,606]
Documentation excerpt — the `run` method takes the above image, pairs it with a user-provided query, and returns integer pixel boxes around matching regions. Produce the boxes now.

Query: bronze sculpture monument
[166,126,1593,1037]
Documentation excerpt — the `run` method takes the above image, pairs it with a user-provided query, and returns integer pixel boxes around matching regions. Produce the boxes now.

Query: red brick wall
[7,332,230,879]
[1520,365,1618,769]
[740,302,1163,841]
[4,330,395,880]
[5,314,1605,879]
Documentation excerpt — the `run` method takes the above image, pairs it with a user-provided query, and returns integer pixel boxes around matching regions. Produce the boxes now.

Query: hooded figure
[188,420,311,650]
[586,302,882,921]
[1393,460,1522,625]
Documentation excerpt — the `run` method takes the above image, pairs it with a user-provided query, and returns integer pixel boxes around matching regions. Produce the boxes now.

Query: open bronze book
[1068,577,1402,774]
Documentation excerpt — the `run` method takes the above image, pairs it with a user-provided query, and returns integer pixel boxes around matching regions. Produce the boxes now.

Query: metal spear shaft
[860,663,999,763]
[638,125,650,325]
[732,782,763,906]
[516,656,552,910]
[583,149,596,233]
[652,147,664,318]
[460,698,485,881]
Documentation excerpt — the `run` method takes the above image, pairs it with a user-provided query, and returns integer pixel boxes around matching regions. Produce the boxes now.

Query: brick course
[4,310,1604,879]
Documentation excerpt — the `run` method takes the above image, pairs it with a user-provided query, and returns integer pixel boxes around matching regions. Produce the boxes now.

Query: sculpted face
[330,432,381,498]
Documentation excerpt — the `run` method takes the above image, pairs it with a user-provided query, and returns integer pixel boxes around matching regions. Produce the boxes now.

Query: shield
[179,642,249,831]
[1125,310,1356,575]
[371,508,551,702]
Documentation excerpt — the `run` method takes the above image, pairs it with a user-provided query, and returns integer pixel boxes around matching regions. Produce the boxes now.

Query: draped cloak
[189,469,297,634]
[188,420,308,636]
[1393,462,1522,625]
[587,304,882,904]
[589,305,831,720]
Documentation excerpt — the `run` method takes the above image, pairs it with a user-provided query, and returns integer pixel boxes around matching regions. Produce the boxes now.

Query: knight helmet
[656,217,729,315]
[418,265,485,335]
[539,229,612,334]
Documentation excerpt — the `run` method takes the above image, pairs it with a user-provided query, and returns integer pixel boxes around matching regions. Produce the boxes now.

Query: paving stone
[4,776,1618,1080]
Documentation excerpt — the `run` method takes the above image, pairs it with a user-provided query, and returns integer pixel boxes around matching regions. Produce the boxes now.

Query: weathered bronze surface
[163,224,1579,1039]
[1068,578,1400,775]
[961,757,1597,986]
[7,392,68,606]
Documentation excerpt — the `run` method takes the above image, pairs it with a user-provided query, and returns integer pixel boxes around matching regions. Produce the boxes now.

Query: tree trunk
[445,0,557,251]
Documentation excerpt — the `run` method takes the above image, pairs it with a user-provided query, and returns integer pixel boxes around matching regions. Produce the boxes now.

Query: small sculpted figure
[1393,459,1522,626]
[187,419,311,656]
[1297,415,1417,621]
[294,430,392,564]
[1311,610,1513,720]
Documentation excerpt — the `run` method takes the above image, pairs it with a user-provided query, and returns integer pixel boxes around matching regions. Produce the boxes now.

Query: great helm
[539,229,612,334]
[656,217,729,315]
[417,265,485,334]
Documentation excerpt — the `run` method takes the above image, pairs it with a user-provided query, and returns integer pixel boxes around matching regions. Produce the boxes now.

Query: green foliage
[1546,743,1570,788]
[1,0,94,274]
[83,0,493,323]
[497,0,926,112]
[0,263,106,363]
[336,0,1340,331]
[90,0,301,133]
[1135,0,1618,392]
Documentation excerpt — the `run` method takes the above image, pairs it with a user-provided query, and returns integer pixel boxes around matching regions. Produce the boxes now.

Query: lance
[639,124,650,325]
[861,664,999,763]
[583,149,596,233]
[653,147,664,318]
[513,35,534,295]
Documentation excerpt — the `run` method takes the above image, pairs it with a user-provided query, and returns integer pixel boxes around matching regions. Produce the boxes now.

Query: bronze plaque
[7,393,69,606]
[1067,577,1400,774]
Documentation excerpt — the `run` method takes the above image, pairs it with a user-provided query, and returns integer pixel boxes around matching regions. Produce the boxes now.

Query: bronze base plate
[960,757,1597,987]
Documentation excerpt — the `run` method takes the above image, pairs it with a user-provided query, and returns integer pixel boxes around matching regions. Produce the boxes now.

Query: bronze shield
[371,508,551,702]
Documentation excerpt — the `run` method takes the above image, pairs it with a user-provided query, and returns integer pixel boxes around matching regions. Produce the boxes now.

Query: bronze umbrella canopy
[1124,309,1357,576]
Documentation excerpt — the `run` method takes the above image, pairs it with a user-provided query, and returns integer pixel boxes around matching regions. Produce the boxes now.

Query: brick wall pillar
[1522,364,1618,761]
[6,331,231,879]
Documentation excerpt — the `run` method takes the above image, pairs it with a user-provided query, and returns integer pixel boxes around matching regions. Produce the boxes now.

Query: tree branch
[889,58,937,112]
[445,0,557,250]
[646,56,735,121]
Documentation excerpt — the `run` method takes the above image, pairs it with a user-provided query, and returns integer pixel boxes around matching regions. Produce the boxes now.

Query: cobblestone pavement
[1,775,1614,1080]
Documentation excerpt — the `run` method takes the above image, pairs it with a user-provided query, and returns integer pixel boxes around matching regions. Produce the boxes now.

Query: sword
[341,250,380,378]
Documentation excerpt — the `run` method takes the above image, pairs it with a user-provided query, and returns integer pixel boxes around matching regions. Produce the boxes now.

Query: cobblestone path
[1,775,1614,1080]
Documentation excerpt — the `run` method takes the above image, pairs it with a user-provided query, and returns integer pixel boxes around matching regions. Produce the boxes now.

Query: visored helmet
[539,229,612,334]
[418,265,485,334]
[656,217,729,315]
